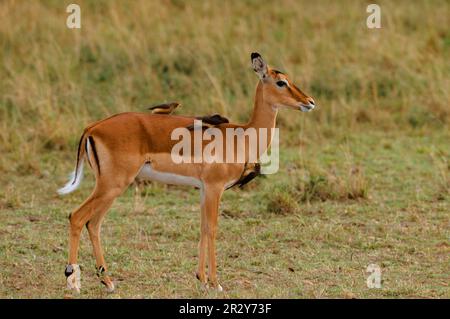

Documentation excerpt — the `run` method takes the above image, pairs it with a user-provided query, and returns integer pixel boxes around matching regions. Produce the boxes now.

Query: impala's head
[251,52,315,112]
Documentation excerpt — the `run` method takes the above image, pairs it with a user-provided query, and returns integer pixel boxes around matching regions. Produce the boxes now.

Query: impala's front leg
[198,183,223,291]
[196,188,208,285]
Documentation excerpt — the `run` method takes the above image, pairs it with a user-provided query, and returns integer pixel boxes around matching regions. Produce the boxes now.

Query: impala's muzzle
[300,100,315,112]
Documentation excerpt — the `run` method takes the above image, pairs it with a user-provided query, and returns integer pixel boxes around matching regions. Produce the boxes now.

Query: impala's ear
[251,52,268,80]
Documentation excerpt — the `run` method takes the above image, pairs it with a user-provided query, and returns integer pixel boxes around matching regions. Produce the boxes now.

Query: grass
[0,131,448,298]
[0,0,449,298]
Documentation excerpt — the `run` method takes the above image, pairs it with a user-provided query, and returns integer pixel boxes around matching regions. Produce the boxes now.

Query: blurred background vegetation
[0,0,448,298]
[0,0,448,173]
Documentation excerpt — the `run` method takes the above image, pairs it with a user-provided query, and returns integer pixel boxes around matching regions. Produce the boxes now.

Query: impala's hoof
[97,266,115,293]
[65,264,81,293]
[196,271,207,284]
[205,282,223,292]
[102,280,115,293]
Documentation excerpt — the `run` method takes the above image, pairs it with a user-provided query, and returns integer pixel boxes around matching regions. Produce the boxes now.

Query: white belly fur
[136,163,202,188]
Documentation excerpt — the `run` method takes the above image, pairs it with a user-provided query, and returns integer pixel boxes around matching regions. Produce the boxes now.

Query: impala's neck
[245,81,278,158]
[247,81,278,129]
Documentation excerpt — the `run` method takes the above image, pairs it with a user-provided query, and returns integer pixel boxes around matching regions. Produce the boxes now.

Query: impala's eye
[276,81,287,87]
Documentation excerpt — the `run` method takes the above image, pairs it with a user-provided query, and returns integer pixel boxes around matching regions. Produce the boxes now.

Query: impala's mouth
[299,103,315,112]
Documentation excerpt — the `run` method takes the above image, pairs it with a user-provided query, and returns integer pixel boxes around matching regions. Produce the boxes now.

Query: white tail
[58,162,84,195]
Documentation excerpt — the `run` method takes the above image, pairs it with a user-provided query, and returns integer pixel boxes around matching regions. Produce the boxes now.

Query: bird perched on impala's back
[186,114,230,130]
[148,102,181,114]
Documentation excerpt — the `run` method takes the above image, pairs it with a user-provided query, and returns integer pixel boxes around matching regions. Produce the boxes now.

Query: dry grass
[1,0,449,167]
[0,0,449,298]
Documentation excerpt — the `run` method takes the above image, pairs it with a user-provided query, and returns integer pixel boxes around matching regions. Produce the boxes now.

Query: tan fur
[63,53,315,292]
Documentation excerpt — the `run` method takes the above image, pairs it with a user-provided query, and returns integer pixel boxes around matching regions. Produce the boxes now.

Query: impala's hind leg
[84,159,142,292]
[87,186,129,293]
[85,185,129,292]
[65,177,135,293]
[65,191,108,293]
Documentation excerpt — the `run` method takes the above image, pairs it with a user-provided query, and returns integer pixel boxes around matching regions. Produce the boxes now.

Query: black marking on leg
[96,265,106,278]
[65,264,74,277]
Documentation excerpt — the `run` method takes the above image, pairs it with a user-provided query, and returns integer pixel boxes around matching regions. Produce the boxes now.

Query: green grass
[0,130,448,298]
[0,0,449,298]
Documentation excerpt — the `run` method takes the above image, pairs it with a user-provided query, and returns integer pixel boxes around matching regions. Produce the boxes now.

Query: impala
[59,52,316,293]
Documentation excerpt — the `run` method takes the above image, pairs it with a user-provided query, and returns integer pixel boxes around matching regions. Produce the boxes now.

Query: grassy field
[0,0,449,298]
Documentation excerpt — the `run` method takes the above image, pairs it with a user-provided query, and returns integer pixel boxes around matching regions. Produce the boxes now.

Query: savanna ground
[0,0,448,298]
